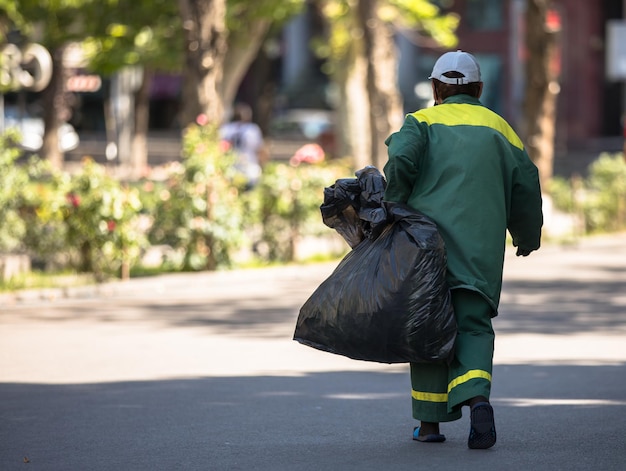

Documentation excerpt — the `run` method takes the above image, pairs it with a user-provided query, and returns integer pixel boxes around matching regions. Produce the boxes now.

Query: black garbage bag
[320,178,364,248]
[293,203,457,364]
[320,166,388,248]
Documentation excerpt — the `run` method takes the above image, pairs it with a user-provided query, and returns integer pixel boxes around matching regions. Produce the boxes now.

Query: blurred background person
[220,103,265,190]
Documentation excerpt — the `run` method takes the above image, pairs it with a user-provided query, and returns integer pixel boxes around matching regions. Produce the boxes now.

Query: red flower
[66,193,81,208]
[290,143,325,166]
[107,220,116,232]
[219,139,232,152]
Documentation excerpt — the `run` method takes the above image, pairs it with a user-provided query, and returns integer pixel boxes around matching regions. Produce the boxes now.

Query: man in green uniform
[383,50,543,449]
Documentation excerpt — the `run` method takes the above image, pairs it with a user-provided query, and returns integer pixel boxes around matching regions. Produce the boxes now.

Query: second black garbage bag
[293,167,457,364]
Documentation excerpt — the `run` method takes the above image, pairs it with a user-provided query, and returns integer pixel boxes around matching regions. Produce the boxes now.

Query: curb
[0,280,139,305]
[1,232,624,306]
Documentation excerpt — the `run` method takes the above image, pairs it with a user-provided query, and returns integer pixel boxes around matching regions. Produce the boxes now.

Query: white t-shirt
[219,121,263,183]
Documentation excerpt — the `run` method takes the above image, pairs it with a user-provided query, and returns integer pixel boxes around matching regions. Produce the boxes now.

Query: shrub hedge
[2,123,623,283]
[0,124,352,281]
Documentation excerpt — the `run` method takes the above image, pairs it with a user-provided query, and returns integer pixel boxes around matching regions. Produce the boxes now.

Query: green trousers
[410,288,495,423]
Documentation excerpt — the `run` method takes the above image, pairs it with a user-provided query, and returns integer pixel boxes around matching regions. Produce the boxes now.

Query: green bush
[247,159,353,262]
[60,158,146,280]
[583,153,626,232]
[1,120,366,283]
[2,135,148,281]
[17,158,68,266]
[148,123,245,271]
[147,121,355,268]
[547,175,577,214]
[0,131,29,253]
[549,152,626,234]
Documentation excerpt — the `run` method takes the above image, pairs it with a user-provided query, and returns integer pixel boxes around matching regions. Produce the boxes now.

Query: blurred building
[422,0,625,165]
[276,0,626,174]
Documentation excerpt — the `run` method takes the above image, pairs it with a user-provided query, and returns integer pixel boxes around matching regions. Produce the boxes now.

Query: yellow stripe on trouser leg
[410,362,462,422]
[410,289,494,423]
[446,289,494,412]
[448,369,492,392]
[411,389,448,403]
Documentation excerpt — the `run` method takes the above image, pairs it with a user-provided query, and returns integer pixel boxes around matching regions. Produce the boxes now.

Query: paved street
[1,233,626,470]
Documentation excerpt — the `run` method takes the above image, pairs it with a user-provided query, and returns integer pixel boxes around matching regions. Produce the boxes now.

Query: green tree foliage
[226,0,303,30]
[0,0,91,46]
[81,0,181,75]
[0,0,25,36]
[315,0,458,76]
[310,0,458,167]
[220,0,305,107]
[0,1,103,167]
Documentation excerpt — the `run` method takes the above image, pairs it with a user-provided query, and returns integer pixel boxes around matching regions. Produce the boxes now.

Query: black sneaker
[468,402,496,449]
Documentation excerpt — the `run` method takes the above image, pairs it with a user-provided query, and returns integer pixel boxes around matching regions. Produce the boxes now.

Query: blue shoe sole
[413,426,446,443]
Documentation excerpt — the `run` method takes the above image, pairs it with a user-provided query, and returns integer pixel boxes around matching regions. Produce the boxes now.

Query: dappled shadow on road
[8,295,301,338]
[497,278,626,335]
[4,266,325,338]
[5,255,625,338]
[1,364,625,471]
[11,280,626,340]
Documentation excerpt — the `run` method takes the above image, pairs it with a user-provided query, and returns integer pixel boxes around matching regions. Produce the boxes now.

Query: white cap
[428,50,481,84]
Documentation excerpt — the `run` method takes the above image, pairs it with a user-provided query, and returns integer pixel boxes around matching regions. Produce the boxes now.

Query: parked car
[268,109,337,160]
[2,106,80,153]
[269,109,335,141]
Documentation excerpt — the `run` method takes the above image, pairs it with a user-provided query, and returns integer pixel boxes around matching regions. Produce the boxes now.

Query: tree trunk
[252,48,278,137]
[356,0,404,169]
[131,68,152,179]
[329,3,371,169]
[218,19,272,114]
[523,0,560,190]
[41,45,69,170]
[339,47,371,170]
[178,0,228,128]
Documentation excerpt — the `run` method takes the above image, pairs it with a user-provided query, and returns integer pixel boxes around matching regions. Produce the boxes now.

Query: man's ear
[477,82,484,98]
[431,81,439,104]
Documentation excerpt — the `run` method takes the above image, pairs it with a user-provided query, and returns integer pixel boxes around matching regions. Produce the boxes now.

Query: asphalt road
[1,234,626,471]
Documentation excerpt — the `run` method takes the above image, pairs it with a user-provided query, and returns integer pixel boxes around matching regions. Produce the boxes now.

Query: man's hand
[516,247,532,257]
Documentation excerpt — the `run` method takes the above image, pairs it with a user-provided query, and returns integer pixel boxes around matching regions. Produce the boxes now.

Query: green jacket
[383,94,543,313]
